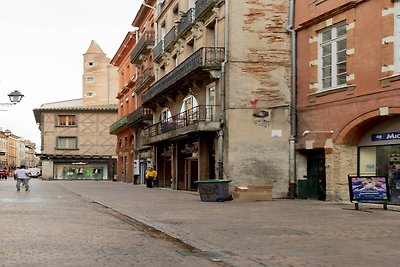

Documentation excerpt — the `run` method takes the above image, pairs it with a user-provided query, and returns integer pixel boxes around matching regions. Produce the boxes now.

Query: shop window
[318,23,347,90]
[359,145,400,204]
[57,137,77,149]
[58,115,76,126]
[55,165,106,180]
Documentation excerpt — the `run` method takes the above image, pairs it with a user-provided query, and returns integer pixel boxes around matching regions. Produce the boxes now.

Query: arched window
[180,95,198,113]
[180,95,199,123]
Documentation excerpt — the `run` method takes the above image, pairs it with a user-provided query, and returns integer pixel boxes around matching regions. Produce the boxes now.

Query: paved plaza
[1,179,400,266]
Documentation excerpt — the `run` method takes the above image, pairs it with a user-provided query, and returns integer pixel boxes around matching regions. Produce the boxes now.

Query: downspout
[286,0,297,198]
[218,0,229,179]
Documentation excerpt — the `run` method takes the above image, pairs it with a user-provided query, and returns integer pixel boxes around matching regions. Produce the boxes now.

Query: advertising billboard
[348,176,390,202]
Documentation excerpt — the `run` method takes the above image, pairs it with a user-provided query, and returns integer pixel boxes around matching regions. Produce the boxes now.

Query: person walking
[1,168,7,180]
[145,167,157,188]
[14,165,31,191]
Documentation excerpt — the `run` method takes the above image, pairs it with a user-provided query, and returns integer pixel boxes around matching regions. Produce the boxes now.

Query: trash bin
[297,179,308,199]
[195,179,232,202]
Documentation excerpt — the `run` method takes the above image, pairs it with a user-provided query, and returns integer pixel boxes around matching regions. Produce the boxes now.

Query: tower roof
[85,40,105,54]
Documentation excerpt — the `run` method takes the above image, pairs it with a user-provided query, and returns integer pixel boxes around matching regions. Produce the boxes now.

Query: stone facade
[108,0,293,197]
[34,41,118,180]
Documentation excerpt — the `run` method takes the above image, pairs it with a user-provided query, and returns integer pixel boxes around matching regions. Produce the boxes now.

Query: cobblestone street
[0,179,221,267]
[2,179,400,267]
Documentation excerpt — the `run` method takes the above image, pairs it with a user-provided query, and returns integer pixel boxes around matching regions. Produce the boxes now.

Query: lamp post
[0,90,24,111]
[0,90,24,106]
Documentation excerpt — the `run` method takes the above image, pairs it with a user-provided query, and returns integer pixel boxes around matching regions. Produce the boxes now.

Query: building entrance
[307,149,326,200]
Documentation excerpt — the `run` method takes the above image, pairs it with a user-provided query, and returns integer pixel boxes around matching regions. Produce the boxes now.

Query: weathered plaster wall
[224,0,291,197]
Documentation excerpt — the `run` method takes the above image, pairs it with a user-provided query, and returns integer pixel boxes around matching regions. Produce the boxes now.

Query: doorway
[185,159,198,191]
[307,149,326,200]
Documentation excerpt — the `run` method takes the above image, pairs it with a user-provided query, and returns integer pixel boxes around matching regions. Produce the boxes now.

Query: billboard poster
[348,176,389,202]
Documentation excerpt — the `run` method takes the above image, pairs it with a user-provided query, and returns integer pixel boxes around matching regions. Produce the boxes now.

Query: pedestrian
[14,165,31,191]
[145,167,157,188]
[1,168,7,180]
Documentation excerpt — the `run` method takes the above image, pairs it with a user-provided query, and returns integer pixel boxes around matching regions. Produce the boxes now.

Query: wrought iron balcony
[136,68,154,90]
[177,8,195,37]
[143,105,219,143]
[164,26,177,51]
[109,115,128,134]
[130,31,155,64]
[143,47,224,105]
[127,106,153,129]
[152,40,164,62]
[195,0,217,20]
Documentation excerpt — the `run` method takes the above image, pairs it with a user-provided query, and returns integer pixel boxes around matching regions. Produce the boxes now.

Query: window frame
[318,23,347,91]
[56,136,78,150]
[57,115,76,127]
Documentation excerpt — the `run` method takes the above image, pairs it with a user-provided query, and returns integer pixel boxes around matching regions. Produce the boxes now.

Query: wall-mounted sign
[181,142,199,154]
[371,132,400,141]
[348,175,390,202]
[133,160,139,175]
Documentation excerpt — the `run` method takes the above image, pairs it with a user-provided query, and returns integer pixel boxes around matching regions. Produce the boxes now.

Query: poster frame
[348,175,390,203]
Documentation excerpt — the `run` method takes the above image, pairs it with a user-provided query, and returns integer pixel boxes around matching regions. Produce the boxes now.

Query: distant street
[0,179,222,267]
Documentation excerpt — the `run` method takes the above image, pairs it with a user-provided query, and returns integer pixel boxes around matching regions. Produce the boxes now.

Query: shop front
[358,117,400,204]
[53,159,114,180]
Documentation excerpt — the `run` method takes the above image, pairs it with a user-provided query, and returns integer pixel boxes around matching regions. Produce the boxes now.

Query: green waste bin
[195,179,232,202]
[297,179,309,199]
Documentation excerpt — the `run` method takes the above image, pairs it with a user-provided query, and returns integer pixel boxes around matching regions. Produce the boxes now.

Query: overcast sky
[0,0,141,152]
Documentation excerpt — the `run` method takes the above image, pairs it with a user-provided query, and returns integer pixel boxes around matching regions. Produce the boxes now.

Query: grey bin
[195,179,232,202]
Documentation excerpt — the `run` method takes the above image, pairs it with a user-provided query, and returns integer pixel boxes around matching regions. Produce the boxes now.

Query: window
[395,2,400,73]
[57,137,77,149]
[58,115,76,126]
[86,76,95,83]
[160,108,171,121]
[206,83,216,120]
[87,61,94,67]
[318,24,347,90]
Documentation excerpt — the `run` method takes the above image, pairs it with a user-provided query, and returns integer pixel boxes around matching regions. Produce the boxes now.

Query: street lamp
[0,90,24,107]
[8,90,24,104]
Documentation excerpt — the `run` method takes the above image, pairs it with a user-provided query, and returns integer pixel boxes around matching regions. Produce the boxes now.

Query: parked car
[28,167,41,178]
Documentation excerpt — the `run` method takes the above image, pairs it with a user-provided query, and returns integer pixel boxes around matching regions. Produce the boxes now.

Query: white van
[28,167,41,178]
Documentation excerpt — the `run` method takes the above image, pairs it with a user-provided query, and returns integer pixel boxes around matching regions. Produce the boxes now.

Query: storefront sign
[348,176,390,202]
[181,143,198,154]
[371,132,400,141]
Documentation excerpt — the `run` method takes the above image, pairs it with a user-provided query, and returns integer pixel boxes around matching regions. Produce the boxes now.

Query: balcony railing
[164,26,177,51]
[152,40,164,62]
[195,0,217,20]
[136,68,154,90]
[127,106,153,129]
[130,31,155,64]
[143,47,224,104]
[109,115,128,134]
[177,8,195,37]
[144,105,217,140]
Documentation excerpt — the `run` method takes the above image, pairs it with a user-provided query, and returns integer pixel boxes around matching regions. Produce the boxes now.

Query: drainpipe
[286,0,297,198]
[218,0,229,179]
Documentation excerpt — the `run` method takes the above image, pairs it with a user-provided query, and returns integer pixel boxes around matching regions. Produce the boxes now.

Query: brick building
[110,0,292,197]
[295,0,400,203]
